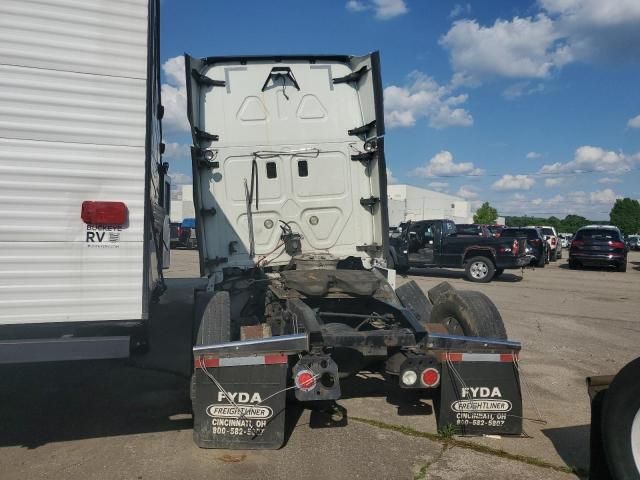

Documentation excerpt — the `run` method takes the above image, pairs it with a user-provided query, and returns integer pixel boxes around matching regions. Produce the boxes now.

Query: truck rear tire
[430,290,507,339]
[551,249,557,261]
[601,357,640,480]
[465,256,495,283]
[396,280,433,323]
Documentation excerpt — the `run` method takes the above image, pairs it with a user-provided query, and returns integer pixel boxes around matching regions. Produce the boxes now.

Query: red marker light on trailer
[421,368,440,387]
[81,201,128,226]
[295,370,316,391]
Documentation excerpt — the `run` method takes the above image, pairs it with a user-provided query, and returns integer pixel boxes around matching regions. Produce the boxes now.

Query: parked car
[569,225,628,272]
[389,226,403,239]
[454,224,492,237]
[558,233,572,249]
[527,225,561,261]
[626,235,640,251]
[487,224,505,238]
[501,227,548,268]
[389,219,531,282]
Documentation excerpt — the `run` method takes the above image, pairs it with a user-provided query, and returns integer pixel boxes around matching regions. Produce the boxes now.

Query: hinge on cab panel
[333,66,368,84]
[351,151,374,164]
[191,69,226,87]
[360,196,380,208]
[197,159,219,169]
[193,127,219,142]
[200,208,217,216]
[348,120,376,137]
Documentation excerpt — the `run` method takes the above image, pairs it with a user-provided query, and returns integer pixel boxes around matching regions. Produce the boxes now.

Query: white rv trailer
[0,0,169,362]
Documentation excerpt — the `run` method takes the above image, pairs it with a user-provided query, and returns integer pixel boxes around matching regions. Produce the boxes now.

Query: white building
[170,184,195,223]
[387,184,472,226]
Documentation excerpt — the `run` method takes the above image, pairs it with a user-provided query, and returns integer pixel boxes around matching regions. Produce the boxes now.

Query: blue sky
[160,0,640,219]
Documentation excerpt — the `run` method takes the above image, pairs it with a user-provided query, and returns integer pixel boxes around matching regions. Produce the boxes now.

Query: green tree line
[504,214,601,233]
[497,198,640,234]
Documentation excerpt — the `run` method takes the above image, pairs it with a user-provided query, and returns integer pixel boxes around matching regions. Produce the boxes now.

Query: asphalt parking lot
[1,249,639,479]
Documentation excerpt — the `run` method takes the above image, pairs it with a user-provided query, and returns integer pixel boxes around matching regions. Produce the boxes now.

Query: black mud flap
[192,354,289,449]
[437,352,522,436]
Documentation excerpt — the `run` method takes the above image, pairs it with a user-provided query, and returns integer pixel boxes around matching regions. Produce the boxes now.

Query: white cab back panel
[0,0,150,325]
[187,55,388,279]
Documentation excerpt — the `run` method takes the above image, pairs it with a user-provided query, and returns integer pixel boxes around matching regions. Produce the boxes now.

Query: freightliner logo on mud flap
[451,386,513,413]
[206,391,273,420]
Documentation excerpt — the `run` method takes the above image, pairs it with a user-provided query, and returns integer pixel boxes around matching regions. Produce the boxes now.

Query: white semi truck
[185,51,524,449]
[0,0,169,362]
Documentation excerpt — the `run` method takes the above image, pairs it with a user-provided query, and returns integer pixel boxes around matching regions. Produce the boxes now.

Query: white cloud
[628,114,640,129]
[503,81,545,100]
[345,0,408,19]
[598,177,622,184]
[544,177,563,187]
[411,150,483,178]
[386,168,398,184]
[540,0,640,63]
[456,185,479,199]
[492,174,536,191]
[450,3,471,19]
[568,190,588,205]
[384,72,473,129]
[539,145,640,175]
[171,172,192,185]
[526,151,542,159]
[440,1,640,82]
[346,0,367,12]
[161,56,189,133]
[428,181,449,192]
[440,15,570,81]
[590,188,619,205]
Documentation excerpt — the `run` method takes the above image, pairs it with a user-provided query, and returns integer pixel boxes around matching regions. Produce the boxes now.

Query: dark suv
[500,227,548,268]
[569,225,628,272]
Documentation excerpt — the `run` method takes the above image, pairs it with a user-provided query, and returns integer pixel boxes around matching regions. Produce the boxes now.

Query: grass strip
[351,416,587,478]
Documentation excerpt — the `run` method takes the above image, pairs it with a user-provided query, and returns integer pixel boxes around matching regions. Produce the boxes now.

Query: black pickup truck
[389,219,532,282]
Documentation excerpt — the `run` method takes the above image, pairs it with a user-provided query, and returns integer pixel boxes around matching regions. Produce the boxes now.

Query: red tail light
[512,239,519,256]
[609,241,626,249]
[81,201,128,226]
[571,240,584,249]
[551,237,557,245]
[295,370,316,392]
[421,368,440,387]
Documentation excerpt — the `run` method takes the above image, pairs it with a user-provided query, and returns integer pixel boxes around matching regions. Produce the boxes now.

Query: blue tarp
[182,218,196,228]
